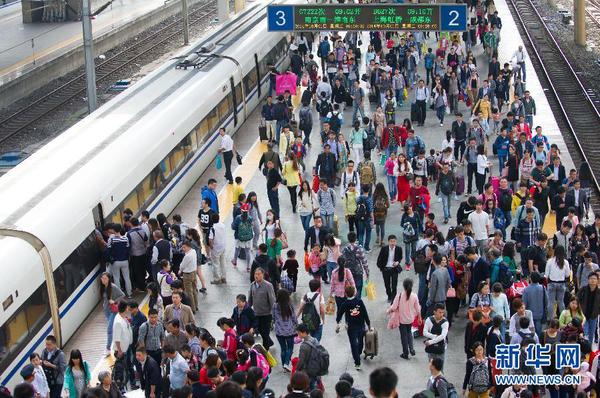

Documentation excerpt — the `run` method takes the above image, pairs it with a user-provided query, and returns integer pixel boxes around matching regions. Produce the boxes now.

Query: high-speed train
[0,3,288,388]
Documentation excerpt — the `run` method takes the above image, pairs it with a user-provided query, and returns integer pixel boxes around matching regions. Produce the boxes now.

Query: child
[309,243,324,282]
[492,107,501,135]
[562,207,580,229]
[426,149,438,182]
[29,353,49,398]
[231,294,256,336]
[462,220,474,238]
[424,213,438,235]
[216,317,238,361]
[291,137,307,171]
[232,176,243,205]
[282,249,299,292]
[181,344,200,371]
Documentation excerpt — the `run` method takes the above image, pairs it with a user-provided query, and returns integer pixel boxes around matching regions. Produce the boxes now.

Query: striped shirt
[138,321,165,351]
[107,234,130,262]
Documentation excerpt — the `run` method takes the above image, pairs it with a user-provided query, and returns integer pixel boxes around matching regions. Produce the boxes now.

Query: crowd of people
[9,1,600,398]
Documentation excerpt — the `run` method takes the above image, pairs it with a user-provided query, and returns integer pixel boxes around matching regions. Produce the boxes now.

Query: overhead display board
[267,4,468,32]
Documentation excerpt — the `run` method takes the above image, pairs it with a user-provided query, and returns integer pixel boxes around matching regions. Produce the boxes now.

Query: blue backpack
[493,209,506,230]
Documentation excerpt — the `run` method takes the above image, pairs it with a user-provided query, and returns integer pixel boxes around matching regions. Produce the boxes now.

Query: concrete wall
[2,0,203,109]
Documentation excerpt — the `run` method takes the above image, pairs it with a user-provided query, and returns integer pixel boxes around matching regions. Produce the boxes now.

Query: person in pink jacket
[330,257,355,319]
[387,278,422,360]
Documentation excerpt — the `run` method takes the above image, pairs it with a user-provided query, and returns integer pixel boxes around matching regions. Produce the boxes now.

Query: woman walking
[298,181,318,232]
[476,144,490,195]
[433,83,448,127]
[282,153,301,213]
[400,204,421,269]
[100,272,124,356]
[64,350,91,398]
[272,289,297,372]
[462,342,493,398]
[247,192,263,250]
[322,234,341,284]
[387,279,421,360]
[395,153,412,205]
[385,152,398,202]
[545,245,571,320]
[330,257,355,319]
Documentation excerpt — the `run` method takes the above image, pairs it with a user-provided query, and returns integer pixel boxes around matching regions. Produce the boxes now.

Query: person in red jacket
[409,176,431,226]
[381,121,402,158]
[217,318,238,361]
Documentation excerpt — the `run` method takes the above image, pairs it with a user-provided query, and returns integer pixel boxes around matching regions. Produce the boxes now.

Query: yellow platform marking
[90,137,266,381]
[543,212,556,236]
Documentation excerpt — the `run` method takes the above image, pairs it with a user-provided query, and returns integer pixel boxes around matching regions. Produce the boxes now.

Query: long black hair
[68,349,84,369]
[99,272,112,300]
[276,289,292,320]
[554,245,566,269]
[403,278,413,300]
[337,256,346,283]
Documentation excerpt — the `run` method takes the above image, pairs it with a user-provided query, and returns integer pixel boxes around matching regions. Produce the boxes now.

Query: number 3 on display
[275,10,286,26]
[268,6,293,31]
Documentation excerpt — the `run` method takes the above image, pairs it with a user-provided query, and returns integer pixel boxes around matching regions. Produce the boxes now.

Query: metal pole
[0,227,61,347]
[574,0,586,46]
[182,0,190,45]
[82,0,98,113]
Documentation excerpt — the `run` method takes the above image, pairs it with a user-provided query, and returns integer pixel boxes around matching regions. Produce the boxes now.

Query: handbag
[236,152,243,165]
[215,155,223,170]
[446,287,456,298]
[109,302,119,314]
[325,297,336,315]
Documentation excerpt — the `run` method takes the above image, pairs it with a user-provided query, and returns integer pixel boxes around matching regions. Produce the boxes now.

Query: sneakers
[400,353,410,360]
[354,363,362,370]
[410,349,416,356]
[199,288,207,294]
[210,279,222,285]
[283,364,292,373]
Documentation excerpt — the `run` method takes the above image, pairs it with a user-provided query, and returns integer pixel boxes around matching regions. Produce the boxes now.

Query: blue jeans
[321,213,334,231]
[584,316,598,343]
[352,103,366,123]
[275,120,286,143]
[498,154,507,174]
[387,175,398,200]
[311,324,323,342]
[347,327,365,365]
[357,220,372,250]
[327,261,337,282]
[375,221,385,242]
[525,115,533,128]
[547,282,566,320]
[440,193,451,219]
[404,240,416,266]
[533,319,543,340]
[104,308,115,350]
[386,145,398,158]
[355,278,364,299]
[436,106,446,124]
[276,335,295,367]
[395,89,404,106]
[300,214,312,231]
[267,189,280,218]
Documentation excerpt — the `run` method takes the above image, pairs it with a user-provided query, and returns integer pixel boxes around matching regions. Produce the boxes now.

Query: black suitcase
[259,125,268,141]
[410,103,419,122]
[369,93,378,104]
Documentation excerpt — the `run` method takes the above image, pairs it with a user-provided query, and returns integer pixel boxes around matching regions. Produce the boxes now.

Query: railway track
[587,0,600,29]
[506,0,600,215]
[0,1,216,145]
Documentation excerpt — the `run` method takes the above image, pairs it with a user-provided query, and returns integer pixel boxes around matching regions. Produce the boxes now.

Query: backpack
[250,348,271,378]
[493,209,506,230]
[301,294,321,332]
[468,359,490,393]
[42,349,62,386]
[518,330,535,341]
[317,100,331,118]
[413,246,429,274]
[112,355,127,391]
[440,175,454,195]
[385,100,395,115]
[374,195,388,219]
[237,219,253,242]
[318,41,329,58]
[434,376,458,398]
[343,245,363,278]
[305,339,330,377]
[356,197,369,221]
[343,171,358,188]
[499,190,512,211]
[496,261,514,289]
[360,161,374,184]
[329,112,341,132]
[402,221,416,240]
[299,107,311,129]
[387,129,398,148]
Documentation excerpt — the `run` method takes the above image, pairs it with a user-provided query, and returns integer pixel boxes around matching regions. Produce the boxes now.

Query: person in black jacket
[335,285,371,370]
[551,186,568,231]
[376,235,403,303]
[135,348,162,398]
[303,216,331,252]
[451,113,468,160]
[314,144,338,187]
[464,311,487,359]
[250,244,279,286]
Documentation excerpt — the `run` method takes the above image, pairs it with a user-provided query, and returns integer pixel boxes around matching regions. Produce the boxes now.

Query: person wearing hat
[20,364,37,397]
[97,371,122,398]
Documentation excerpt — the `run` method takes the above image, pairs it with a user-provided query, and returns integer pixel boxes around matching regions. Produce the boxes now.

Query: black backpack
[329,112,341,132]
[499,190,512,212]
[317,100,331,118]
[42,349,62,386]
[356,197,369,221]
[497,261,515,289]
[301,294,321,332]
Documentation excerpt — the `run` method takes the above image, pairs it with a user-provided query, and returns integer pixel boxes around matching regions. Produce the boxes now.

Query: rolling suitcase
[259,125,268,141]
[456,175,465,195]
[410,103,419,122]
[363,328,378,359]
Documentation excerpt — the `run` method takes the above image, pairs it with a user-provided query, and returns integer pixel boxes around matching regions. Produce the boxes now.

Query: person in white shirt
[30,353,50,398]
[209,214,227,285]
[112,301,133,386]
[413,79,430,126]
[423,303,449,362]
[217,127,235,184]
[164,346,189,389]
[468,200,490,257]
[296,279,326,342]
[545,245,571,320]
[179,241,199,313]
[340,161,361,197]
[512,45,527,82]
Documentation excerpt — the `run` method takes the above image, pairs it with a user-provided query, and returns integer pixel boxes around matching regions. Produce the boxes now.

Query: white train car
[0,3,289,389]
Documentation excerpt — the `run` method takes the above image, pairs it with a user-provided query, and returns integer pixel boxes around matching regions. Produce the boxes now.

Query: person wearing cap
[135,348,162,398]
[20,365,37,396]
[179,241,199,313]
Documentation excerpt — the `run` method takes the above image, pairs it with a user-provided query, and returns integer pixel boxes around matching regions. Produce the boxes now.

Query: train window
[188,128,198,152]
[206,108,219,132]
[169,140,187,174]
[122,191,139,217]
[196,119,209,147]
[137,171,158,206]
[159,157,172,180]
[217,96,231,123]
[107,208,122,225]
[0,283,50,371]
[234,84,242,104]
[53,233,102,306]
[244,71,258,93]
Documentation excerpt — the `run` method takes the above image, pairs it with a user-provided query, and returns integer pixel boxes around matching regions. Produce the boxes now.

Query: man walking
[248,268,276,350]
[376,235,403,303]
[218,127,235,185]
[413,80,430,126]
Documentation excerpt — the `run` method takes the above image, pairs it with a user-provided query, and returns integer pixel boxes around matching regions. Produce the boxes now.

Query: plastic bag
[265,350,278,368]
[379,153,387,166]
[325,297,336,315]
[365,281,376,301]
[403,87,408,100]
[215,154,222,170]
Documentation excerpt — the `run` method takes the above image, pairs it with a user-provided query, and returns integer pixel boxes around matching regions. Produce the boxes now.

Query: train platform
[0,0,182,85]
[63,0,581,393]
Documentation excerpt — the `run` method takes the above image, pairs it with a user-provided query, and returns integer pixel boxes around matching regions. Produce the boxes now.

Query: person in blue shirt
[531,126,550,150]
[493,128,510,173]
[201,179,219,214]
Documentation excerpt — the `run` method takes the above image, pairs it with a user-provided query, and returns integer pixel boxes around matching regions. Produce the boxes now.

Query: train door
[229,77,238,127]
[92,204,104,230]
[254,54,261,97]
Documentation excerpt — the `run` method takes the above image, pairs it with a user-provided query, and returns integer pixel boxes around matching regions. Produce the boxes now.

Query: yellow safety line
[543,212,556,237]
[90,137,266,381]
